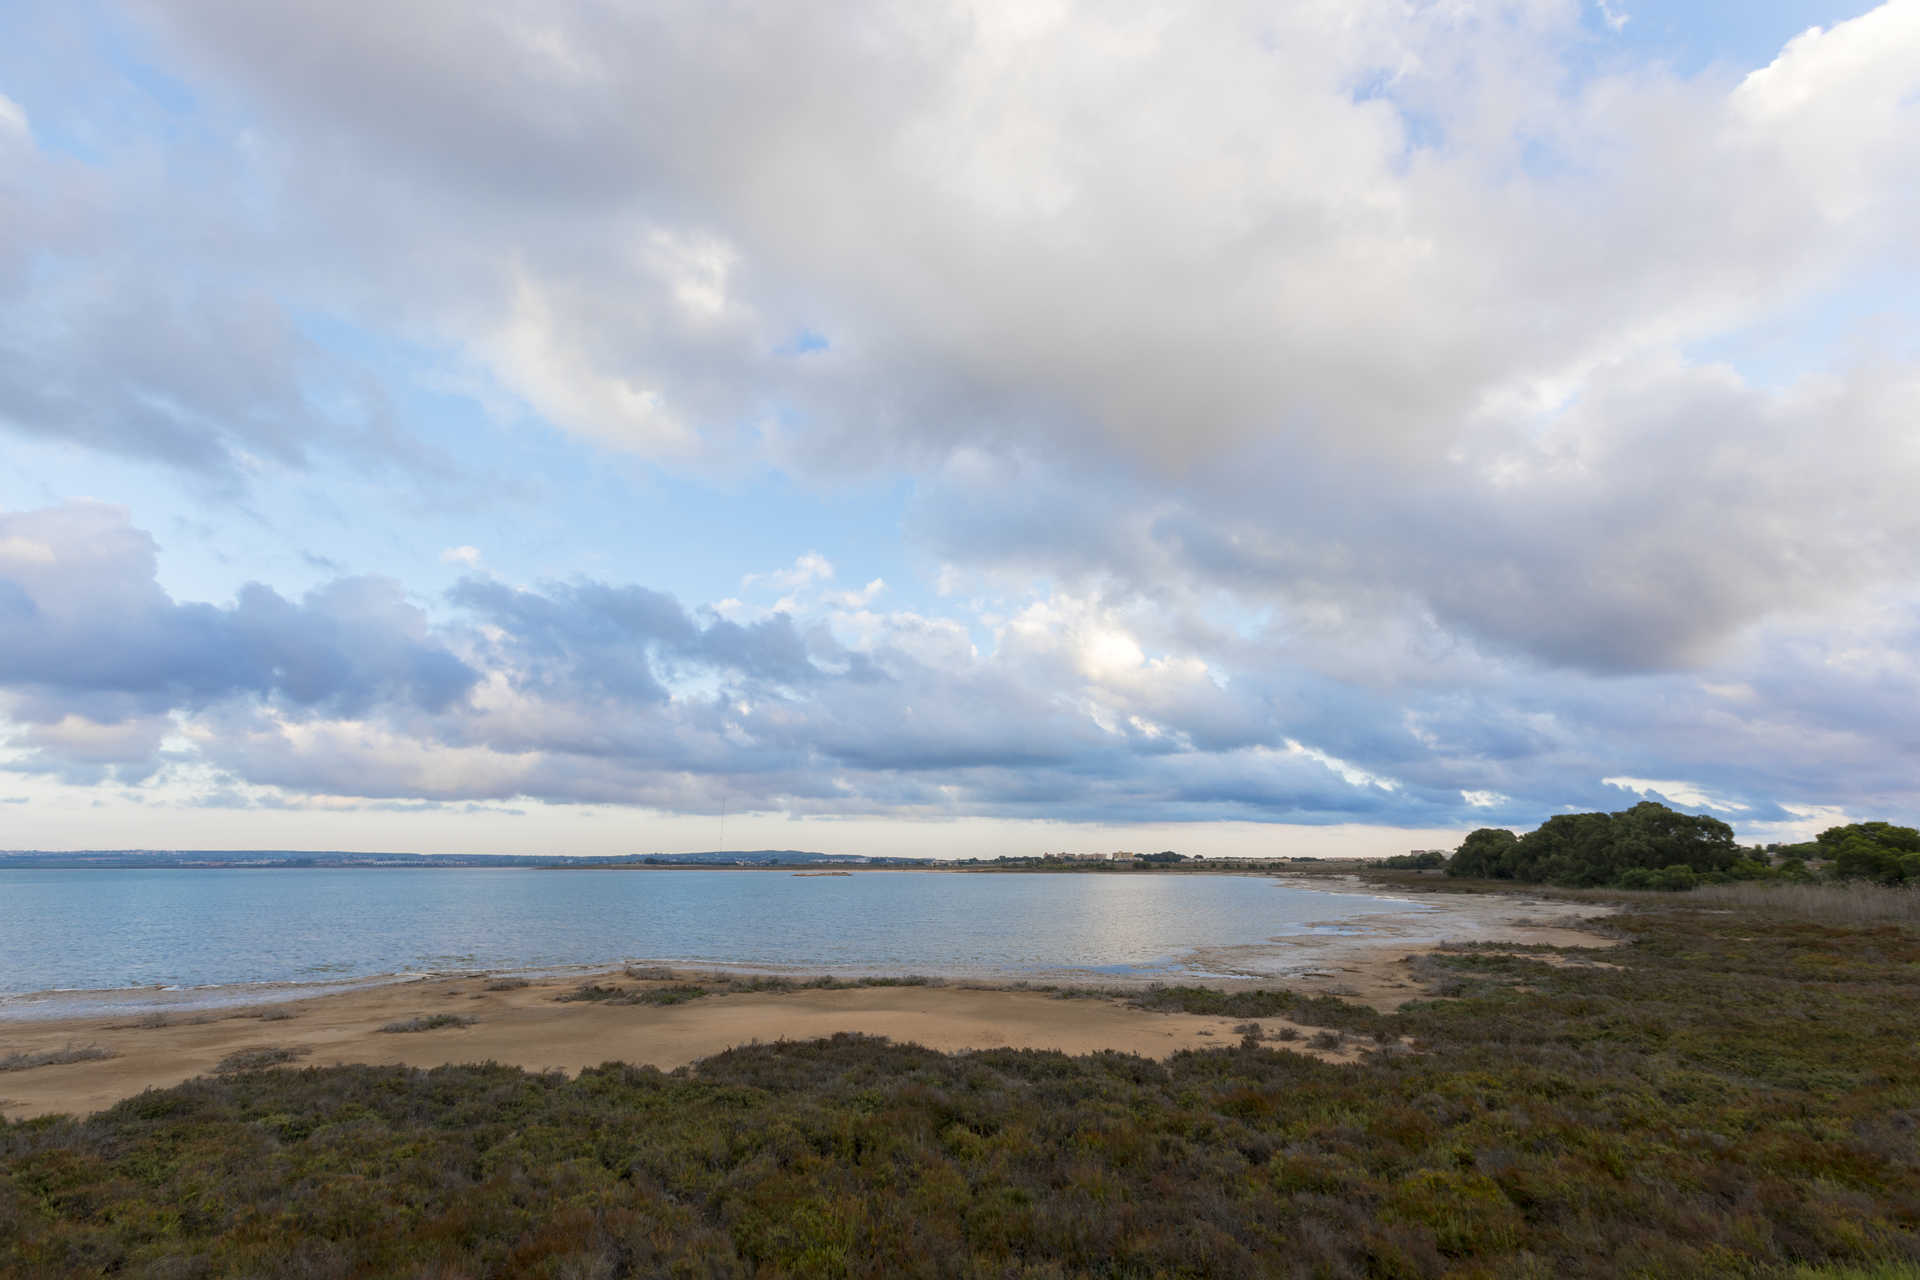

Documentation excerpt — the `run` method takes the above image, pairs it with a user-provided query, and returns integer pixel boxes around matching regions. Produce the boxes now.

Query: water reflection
[0,868,1427,999]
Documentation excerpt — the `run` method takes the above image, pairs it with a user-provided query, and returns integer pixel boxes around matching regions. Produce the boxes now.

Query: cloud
[1603,776,1751,813]
[827,578,885,608]
[0,0,1906,677]
[123,0,1917,474]
[0,93,28,139]
[742,552,834,594]
[8,499,1920,834]
[2,5,1919,837]
[0,502,477,737]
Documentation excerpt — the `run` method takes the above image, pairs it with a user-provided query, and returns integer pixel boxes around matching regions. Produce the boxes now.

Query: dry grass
[483,977,531,991]
[376,1014,476,1033]
[0,1044,115,1073]
[1690,880,1920,925]
[102,1012,172,1030]
[212,1046,309,1073]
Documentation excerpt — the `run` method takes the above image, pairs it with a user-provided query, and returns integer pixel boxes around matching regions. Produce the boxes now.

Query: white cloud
[827,577,885,608]
[0,93,28,140]
[1603,776,1751,813]
[744,552,834,593]
[440,545,482,567]
[0,535,56,565]
[1283,741,1399,793]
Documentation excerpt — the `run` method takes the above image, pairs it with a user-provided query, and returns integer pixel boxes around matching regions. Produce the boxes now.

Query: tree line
[1399,801,1920,890]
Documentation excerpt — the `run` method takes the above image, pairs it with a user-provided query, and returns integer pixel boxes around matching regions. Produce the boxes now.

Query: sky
[0,0,1916,858]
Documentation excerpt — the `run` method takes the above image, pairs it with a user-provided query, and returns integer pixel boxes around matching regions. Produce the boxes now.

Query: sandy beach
[0,883,1618,1121]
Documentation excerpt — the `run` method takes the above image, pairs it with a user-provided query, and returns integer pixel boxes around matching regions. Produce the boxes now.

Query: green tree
[1447,802,1736,888]
[1818,822,1920,884]
[1447,828,1520,878]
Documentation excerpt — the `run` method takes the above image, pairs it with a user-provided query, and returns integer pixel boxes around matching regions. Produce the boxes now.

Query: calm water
[0,869,1423,1014]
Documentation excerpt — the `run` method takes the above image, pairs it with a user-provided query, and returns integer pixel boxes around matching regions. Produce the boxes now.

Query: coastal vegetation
[1804,823,1920,886]
[1442,804,1920,893]
[556,973,949,1007]
[1446,800,1747,888]
[0,1045,112,1074]
[210,1046,308,1074]
[375,1014,476,1033]
[5,888,1917,1276]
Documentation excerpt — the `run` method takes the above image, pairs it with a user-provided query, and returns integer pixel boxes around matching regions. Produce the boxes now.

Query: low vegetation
[5,893,1918,1276]
[0,1045,113,1074]
[1803,823,1920,886]
[1443,804,1920,893]
[1690,880,1920,926]
[375,1014,476,1033]
[210,1046,308,1073]
[557,973,944,1006]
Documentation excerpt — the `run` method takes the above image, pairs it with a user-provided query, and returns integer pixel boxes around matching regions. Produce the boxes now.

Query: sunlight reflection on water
[0,868,1427,1009]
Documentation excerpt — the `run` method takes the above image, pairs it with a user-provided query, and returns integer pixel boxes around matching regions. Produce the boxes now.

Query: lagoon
[0,867,1425,1014]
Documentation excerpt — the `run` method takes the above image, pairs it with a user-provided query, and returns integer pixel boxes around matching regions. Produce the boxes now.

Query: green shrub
[1822,823,1920,885]
[211,1045,308,1073]
[6,901,1920,1276]
[1448,801,1738,887]
[1618,864,1700,891]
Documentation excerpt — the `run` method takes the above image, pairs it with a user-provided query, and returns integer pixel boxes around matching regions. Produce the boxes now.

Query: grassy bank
[3,891,1917,1277]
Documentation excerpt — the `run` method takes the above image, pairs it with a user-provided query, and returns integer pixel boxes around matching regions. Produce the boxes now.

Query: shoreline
[0,886,1619,1121]
[0,875,1564,1023]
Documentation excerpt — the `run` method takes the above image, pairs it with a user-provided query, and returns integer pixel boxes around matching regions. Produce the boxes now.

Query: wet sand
[1,882,1619,1121]
[1191,877,1620,1006]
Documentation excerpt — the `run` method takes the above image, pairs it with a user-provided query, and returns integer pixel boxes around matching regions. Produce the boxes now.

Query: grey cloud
[0,503,477,728]
[0,99,462,483]
[913,350,1920,678]
[450,577,825,699]
[10,500,1918,832]
[15,0,1920,853]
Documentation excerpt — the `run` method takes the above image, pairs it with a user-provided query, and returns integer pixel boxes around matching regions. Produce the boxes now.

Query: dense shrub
[5,899,1920,1277]
[1617,863,1699,891]
[1448,801,1738,887]
[1821,823,1920,885]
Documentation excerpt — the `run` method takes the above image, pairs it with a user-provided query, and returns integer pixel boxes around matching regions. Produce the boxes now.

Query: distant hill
[0,849,931,869]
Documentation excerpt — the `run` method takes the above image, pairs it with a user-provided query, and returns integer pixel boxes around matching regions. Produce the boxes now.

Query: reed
[1689,879,1920,925]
